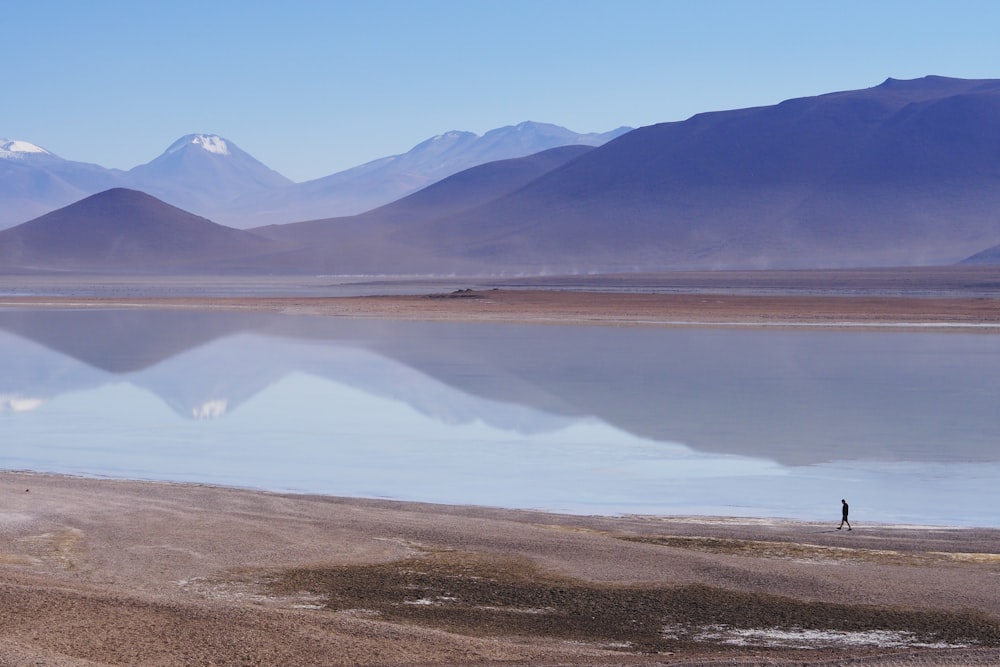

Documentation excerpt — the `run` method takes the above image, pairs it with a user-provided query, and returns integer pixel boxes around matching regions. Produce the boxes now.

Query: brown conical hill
[0,188,281,272]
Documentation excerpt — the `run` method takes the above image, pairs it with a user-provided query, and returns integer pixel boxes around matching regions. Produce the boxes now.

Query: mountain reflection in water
[2,308,999,526]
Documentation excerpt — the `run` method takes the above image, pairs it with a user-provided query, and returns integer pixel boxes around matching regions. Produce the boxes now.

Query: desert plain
[2,267,1000,666]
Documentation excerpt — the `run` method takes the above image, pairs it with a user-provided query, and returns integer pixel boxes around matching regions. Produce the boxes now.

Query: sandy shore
[1,264,999,327]
[2,471,999,666]
[3,280,1000,665]
[4,287,1000,330]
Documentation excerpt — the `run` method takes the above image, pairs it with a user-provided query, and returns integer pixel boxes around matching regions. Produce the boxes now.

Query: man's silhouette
[838,498,852,530]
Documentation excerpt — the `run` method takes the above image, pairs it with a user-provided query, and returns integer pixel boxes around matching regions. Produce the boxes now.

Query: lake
[2,307,999,527]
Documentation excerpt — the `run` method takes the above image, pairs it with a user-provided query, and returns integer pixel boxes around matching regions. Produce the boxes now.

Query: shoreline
[6,468,1000,535]
[0,265,998,329]
[3,286,1000,331]
[4,467,992,532]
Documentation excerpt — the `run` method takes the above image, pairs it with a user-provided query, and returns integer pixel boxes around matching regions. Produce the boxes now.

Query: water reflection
[2,308,999,526]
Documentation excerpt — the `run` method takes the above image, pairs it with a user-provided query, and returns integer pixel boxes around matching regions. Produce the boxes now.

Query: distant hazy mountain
[123,134,293,216]
[318,75,1000,274]
[0,188,280,272]
[252,145,595,272]
[216,122,631,227]
[0,139,122,228]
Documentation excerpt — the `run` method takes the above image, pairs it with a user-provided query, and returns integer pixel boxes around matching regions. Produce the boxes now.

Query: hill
[0,188,281,272]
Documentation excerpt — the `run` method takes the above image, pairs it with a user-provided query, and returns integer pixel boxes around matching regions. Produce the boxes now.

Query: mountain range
[360,75,1000,273]
[3,75,1000,274]
[216,122,630,228]
[0,122,629,229]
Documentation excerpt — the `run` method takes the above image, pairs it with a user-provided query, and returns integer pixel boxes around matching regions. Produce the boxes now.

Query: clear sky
[3,0,998,182]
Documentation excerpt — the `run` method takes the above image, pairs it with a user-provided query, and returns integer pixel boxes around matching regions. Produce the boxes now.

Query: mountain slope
[0,139,123,228]
[251,145,595,273]
[372,76,1000,272]
[218,122,630,227]
[0,188,280,272]
[124,134,292,215]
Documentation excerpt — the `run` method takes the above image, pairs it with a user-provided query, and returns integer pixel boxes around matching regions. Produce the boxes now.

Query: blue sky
[3,0,998,182]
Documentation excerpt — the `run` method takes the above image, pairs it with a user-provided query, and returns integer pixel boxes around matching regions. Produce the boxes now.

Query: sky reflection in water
[2,308,999,527]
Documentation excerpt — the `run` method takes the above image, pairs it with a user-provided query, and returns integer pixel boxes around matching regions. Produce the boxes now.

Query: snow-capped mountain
[166,134,231,155]
[0,138,123,228]
[215,122,632,227]
[122,133,293,216]
[1,139,52,157]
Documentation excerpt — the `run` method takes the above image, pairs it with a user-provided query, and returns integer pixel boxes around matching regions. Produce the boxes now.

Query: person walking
[838,498,852,530]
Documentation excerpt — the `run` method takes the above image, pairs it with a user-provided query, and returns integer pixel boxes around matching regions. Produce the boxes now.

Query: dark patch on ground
[268,551,1000,654]
[425,288,486,299]
[618,535,994,567]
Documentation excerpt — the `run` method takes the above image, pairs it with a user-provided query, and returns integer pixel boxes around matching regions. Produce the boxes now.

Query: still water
[2,308,999,526]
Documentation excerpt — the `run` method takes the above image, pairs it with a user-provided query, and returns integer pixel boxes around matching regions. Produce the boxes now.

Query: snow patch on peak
[192,399,228,419]
[193,135,230,155]
[166,134,230,156]
[0,394,45,413]
[0,138,51,158]
[432,131,468,142]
